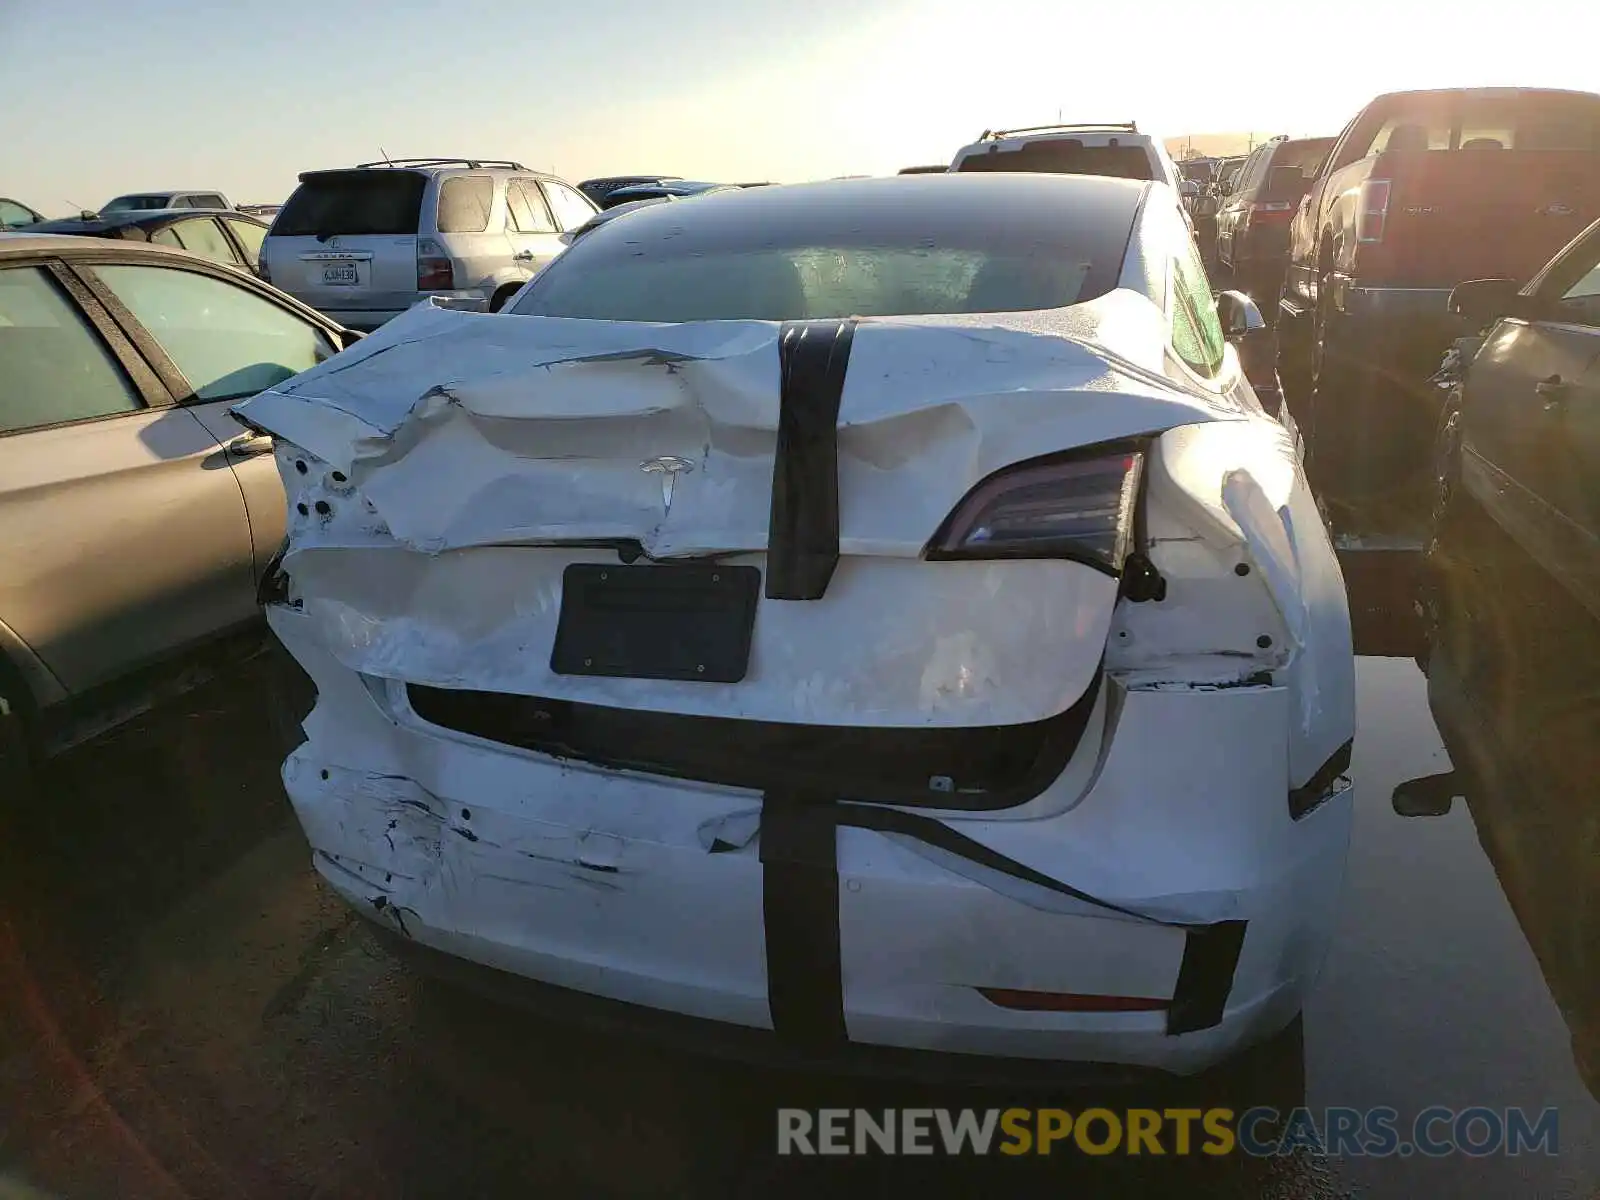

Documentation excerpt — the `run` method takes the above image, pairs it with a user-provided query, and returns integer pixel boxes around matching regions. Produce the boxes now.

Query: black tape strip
[1166,919,1248,1034]
[1288,738,1353,820]
[766,319,856,600]
[759,793,847,1048]
[834,802,1172,926]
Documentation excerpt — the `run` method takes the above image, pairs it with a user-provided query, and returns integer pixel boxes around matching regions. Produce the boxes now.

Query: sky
[3,0,1595,215]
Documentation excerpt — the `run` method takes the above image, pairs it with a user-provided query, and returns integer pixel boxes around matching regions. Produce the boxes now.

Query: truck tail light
[926,445,1144,575]
[1355,179,1391,243]
[416,238,454,290]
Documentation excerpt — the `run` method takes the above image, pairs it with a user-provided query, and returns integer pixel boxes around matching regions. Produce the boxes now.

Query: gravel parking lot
[3,563,1594,1198]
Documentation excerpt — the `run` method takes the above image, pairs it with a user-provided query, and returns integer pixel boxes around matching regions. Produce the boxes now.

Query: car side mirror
[1216,289,1266,340]
[337,328,366,350]
[1391,771,1463,818]
[1448,277,1526,325]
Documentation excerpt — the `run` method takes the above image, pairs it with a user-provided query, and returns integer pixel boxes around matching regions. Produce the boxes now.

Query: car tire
[487,284,520,314]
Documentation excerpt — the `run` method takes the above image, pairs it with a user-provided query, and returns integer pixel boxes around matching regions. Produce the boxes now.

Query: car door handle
[513,249,536,261]
[226,433,275,457]
[1535,375,1569,407]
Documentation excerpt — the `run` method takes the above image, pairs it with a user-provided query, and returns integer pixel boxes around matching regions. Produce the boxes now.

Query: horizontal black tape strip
[766,319,856,601]
[833,801,1180,927]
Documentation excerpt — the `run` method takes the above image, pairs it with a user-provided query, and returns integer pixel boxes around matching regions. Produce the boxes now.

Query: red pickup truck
[1276,87,1600,527]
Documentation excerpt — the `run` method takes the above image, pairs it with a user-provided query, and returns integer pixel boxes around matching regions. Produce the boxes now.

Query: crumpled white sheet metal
[236,294,1243,559]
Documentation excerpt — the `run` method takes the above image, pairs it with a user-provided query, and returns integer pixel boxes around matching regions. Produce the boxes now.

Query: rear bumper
[270,601,1353,1078]
[308,291,488,332]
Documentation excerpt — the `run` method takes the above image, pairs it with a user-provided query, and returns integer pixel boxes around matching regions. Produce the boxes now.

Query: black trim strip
[766,319,856,600]
[405,665,1102,811]
[1166,920,1247,1034]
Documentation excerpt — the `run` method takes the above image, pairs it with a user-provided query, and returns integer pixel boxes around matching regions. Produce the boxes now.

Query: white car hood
[237,292,1244,558]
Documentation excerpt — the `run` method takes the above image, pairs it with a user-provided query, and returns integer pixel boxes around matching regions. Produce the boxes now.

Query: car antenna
[379,146,394,166]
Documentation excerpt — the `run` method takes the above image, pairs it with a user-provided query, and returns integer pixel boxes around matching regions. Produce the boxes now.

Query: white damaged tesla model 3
[236,172,1355,1081]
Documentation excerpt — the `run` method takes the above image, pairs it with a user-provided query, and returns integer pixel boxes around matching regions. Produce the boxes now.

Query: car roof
[0,232,225,258]
[1370,86,1600,104]
[107,190,225,198]
[295,163,546,183]
[31,208,262,234]
[569,172,1150,250]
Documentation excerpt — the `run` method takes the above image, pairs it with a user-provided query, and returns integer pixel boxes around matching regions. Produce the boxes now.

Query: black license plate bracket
[550,563,760,683]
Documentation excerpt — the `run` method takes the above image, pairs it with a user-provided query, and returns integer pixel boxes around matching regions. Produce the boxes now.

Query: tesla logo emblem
[1541,203,1573,216]
[640,456,694,515]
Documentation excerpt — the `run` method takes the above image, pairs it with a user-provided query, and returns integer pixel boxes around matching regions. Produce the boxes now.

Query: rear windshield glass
[1362,93,1600,155]
[272,172,426,237]
[511,192,1128,321]
[1262,139,1335,199]
[102,195,171,213]
[955,141,1155,181]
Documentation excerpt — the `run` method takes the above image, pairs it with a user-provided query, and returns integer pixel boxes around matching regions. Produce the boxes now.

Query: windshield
[272,171,426,237]
[516,245,1094,321]
[101,194,171,213]
[955,142,1155,181]
[511,182,1130,321]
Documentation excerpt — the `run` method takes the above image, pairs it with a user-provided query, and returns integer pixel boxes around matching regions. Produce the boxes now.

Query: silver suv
[261,158,597,330]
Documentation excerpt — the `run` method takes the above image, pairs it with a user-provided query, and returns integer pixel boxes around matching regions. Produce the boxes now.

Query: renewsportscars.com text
[776,1106,1560,1158]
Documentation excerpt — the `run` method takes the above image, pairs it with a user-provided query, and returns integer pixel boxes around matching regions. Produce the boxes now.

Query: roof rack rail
[354,157,529,170]
[977,122,1139,141]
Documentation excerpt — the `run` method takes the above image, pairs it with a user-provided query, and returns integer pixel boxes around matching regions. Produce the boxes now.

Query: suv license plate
[322,263,359,286]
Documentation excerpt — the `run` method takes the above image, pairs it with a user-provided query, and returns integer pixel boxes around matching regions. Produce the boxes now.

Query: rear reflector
[1356,179,1391,243]
[977,988,1168,1013]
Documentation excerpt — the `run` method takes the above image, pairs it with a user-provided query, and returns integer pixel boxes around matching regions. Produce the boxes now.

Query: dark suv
[1214,136,1333,307]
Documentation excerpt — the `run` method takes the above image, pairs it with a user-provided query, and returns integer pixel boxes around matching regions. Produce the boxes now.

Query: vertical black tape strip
[759,794,847,1048]
[766,319,857,600]
[1166,919,1248,1034]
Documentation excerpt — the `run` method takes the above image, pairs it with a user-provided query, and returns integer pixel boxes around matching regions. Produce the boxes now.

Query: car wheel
[487,284,520,314]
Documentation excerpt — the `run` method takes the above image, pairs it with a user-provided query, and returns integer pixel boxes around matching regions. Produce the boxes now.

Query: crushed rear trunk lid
[237,297,1244,734]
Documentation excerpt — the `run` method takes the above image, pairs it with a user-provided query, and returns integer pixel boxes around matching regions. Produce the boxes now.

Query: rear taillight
[1240,200,1293,237]
[926,447,1143,574]
[416,238,453,290]
[1355,179,1391,243]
